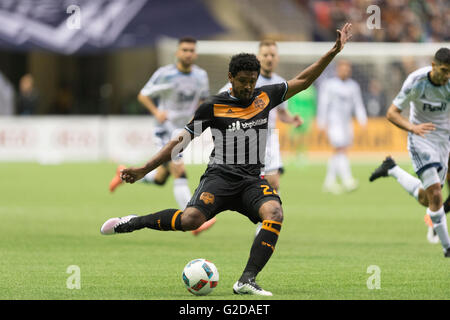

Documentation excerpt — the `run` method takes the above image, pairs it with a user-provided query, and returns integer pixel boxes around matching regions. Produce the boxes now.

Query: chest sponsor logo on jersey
[422,101,447,112]
[227,119,268,132]
[177,91,196,103]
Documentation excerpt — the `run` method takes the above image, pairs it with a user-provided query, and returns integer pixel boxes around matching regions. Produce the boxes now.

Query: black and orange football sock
[128,209,183,231]
[239,220,282,281]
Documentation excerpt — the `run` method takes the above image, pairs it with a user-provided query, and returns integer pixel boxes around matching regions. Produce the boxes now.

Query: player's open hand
[120,167,148,184]
[411,122,435,138]
[155,111,168,124]
[335,23,352,52]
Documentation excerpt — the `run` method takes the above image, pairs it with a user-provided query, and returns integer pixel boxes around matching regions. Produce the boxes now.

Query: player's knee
[418,189,429,207]
[173,171,187,179]
[421,167,443,208]
[268,179,280,192]
[180,208,206,230]
[154,177,168,185]
[427,186,443,208]
[259,200,283,223]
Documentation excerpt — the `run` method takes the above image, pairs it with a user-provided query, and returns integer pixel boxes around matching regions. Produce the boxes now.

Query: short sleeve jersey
[218,73,287,129]
[393,66,449,143]
[140,64,209,130]
[185,82,288,177]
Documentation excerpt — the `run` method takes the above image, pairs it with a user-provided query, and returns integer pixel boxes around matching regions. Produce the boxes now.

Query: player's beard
[179,59,193,72]
[238,89,253,102]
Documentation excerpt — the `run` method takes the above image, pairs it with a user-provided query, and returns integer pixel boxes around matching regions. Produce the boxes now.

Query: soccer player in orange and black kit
[100,23,352,296]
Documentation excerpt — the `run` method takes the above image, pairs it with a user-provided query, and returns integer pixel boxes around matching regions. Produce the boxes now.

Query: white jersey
[140,64,209,132]
[317,77,367,130]
[218,73,287,129]
[393,66,450,143]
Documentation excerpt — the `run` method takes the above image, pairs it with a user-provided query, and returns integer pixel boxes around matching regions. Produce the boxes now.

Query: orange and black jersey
[185,82,288,177]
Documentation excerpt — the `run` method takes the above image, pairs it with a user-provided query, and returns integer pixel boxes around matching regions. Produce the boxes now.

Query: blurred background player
[16,74,39,115]
[369,48,450,253]
[192,39,303,236]
[317,59,367,194]
[109,37,209,217]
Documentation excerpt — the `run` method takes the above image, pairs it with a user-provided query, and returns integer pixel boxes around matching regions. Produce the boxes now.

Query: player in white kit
[317,60,367,194]
[192,39,303,236]
[369,48,450,255]
[109,37,209,221]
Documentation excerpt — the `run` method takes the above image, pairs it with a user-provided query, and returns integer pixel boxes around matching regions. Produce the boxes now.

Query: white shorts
[327,125,353,148]
[263,129,283,174]
[154,126,184,161]
[407,133,449,186]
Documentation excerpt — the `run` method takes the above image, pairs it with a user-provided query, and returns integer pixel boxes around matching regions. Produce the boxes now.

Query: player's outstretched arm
[386,104,435,137]
[285,23,352,100]
[120,129,192,183]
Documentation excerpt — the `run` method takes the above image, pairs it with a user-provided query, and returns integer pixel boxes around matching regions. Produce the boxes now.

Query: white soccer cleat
[233,279,272,296]
[426,226,439,244]
[100,215,137,235]
[342,178,359,192]
[322,181,343,195]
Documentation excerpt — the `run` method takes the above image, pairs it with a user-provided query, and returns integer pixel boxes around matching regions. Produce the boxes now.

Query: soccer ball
[182,259,219,296]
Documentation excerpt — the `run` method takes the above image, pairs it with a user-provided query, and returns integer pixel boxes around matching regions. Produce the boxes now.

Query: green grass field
[1,161,449,300]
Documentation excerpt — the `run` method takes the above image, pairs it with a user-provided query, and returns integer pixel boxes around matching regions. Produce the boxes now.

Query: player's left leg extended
[370,156,425,202]
[370,156,440,243]
[100,206,206,235]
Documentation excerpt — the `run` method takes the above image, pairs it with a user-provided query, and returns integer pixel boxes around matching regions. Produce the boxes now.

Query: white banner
[0,116,214,164]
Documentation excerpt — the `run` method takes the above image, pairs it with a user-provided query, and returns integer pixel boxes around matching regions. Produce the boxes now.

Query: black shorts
[186,169,282,224]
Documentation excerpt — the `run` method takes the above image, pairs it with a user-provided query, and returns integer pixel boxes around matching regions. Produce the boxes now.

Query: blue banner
[0,0,224,54]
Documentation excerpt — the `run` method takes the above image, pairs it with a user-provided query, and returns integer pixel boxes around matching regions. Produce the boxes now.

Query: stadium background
[1,0,450,302]
[0,0,448,164]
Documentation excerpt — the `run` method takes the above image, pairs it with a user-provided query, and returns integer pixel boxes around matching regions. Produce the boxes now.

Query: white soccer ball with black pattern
[182,259,219,296]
